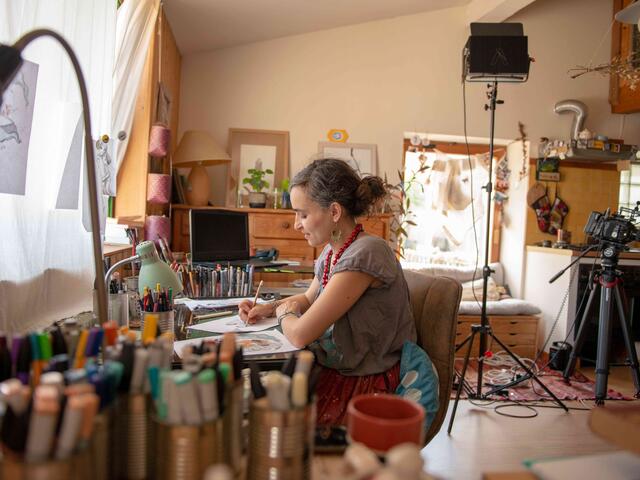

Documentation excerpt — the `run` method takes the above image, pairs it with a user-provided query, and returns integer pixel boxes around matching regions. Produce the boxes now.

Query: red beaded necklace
[322,223,364,288]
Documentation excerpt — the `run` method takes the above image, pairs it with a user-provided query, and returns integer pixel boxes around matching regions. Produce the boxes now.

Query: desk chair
[403,270,462,445]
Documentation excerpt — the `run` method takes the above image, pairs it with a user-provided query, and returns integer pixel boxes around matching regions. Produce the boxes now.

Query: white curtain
[0,0,116,332]
[112,0,159,174]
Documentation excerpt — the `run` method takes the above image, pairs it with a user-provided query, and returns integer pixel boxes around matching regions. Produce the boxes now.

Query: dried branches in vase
[568,54,640,90]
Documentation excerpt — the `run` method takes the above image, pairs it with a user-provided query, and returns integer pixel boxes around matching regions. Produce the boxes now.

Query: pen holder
[90,409,113,480]
[112,393,151,480]
[247,401,317,480]
[154,418,223,480]
[140,310,174,337]
[1,451,72,480]
[108,292,130,328]
[222,379,244,476]
[71,446,92,479]
[125,276,142,328]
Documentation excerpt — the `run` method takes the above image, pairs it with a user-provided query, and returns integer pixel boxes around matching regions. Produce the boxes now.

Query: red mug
[347,393,425,453]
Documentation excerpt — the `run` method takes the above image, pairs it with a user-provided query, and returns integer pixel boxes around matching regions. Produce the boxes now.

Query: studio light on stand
[447,23,568,435]
[1,29,108,324]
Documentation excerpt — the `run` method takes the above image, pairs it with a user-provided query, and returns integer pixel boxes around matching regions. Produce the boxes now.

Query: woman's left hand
[276,300,301,320]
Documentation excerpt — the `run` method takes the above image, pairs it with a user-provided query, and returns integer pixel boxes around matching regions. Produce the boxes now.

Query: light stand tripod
[561,245,640,404]
[447,82,568,435]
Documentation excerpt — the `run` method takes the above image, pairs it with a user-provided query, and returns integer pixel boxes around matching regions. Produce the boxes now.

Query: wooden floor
[313,366,640,479]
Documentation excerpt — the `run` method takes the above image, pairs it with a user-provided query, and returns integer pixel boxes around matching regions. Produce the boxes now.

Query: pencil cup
[125,276,142,327]
[140,310,174,337]
[154,418,223,480]
[1,451,72,480]
[71,446,92,479]
[222,379,244,475]
[108,292,130,328]
[89,410,112,480]
[113,393,151,480]
[247,401,317,480]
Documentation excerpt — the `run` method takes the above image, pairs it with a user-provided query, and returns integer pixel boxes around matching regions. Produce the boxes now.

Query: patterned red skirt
[314,362,401,425]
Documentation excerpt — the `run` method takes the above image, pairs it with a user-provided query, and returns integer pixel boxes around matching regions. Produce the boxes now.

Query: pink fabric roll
[148,123,171,157]
[147,173,171,204]
[144,215,171,244]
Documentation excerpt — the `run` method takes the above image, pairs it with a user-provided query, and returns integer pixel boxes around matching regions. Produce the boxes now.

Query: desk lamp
[173,130,231,206]
[104,241,182,297]
[1,29,108,323]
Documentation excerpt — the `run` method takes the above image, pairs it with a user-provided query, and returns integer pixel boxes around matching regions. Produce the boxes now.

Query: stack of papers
[174,330,299,358]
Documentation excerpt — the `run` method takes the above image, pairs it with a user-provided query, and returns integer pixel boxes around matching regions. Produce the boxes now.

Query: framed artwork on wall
[226,128,289,207]
[317,142,378,177]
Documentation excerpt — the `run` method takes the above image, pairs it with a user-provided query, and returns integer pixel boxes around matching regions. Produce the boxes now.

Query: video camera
[584,202,640,247]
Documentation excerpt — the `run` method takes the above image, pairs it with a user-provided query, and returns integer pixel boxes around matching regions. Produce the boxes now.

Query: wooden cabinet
[610,0,640,113]
[115,8,182,222]
[171,205,393,262]
[456,315,539,360]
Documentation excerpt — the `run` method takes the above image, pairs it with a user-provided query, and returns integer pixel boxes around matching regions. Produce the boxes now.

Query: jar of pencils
[140,310,174,338]
[247,397,316,480]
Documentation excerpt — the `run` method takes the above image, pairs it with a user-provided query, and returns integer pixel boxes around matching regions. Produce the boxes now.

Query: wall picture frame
[226,128,289,207]
[317,142,378,177]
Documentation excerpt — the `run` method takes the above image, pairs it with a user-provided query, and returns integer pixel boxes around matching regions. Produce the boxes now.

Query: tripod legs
[484,334,567,410]
[564,280,640,403]
[448,324,568,435]
[613,287,640,397]
[447,326,478,434]
[594,283,613,404]
[563,284,598,380]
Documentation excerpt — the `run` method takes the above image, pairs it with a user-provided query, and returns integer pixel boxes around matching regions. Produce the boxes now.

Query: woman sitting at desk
[239,158,416,425]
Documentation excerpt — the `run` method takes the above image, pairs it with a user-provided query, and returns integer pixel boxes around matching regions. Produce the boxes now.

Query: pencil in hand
[246,280,263,326]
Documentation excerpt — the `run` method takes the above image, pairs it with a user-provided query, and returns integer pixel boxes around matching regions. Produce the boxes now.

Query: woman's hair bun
[352,175,387,217]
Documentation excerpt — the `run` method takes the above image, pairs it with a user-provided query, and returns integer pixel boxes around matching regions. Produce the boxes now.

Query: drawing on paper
[0,60,38,195]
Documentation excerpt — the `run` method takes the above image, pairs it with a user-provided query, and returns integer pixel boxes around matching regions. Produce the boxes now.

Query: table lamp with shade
[173,130,231,206]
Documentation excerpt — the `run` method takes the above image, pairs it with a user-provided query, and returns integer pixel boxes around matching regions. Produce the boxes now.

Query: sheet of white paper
[173,329,299,358]
[175,297,267,311]
[528,451,640,480]
[188,314,278,334]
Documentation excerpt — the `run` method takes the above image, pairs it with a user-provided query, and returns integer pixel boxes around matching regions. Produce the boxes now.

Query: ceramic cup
[346,393,425,453]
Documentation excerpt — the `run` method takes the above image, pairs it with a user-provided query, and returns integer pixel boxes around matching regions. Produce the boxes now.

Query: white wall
[178,0,640,206]
[500,140,530,298]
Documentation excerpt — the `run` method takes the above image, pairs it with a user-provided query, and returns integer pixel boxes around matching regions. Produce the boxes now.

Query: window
[619,164,640,210]
[402,149,490,266]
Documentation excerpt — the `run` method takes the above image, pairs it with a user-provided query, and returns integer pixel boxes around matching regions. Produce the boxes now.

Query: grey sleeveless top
[308,235,416,376]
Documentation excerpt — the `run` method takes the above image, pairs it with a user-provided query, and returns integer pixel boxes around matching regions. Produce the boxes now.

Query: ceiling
[164,0,471,54]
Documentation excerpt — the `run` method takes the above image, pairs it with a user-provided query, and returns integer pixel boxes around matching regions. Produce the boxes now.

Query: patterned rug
[452,359,631,401]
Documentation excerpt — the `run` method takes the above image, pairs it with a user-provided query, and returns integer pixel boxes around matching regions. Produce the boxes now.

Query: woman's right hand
[238,300,275,324]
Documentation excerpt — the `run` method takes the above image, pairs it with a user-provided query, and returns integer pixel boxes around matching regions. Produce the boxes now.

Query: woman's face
[291,186,333,247]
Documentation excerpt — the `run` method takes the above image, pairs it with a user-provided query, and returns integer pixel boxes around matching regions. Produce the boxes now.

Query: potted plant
[243,167,273,208]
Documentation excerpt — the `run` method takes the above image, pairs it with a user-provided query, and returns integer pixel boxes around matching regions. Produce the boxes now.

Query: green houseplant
[243,167,273,208]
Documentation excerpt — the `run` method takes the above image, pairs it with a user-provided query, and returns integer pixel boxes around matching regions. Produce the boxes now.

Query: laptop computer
[189,209,287,267]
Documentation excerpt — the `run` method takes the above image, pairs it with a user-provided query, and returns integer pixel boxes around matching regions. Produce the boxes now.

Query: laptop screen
[189,210,250,262]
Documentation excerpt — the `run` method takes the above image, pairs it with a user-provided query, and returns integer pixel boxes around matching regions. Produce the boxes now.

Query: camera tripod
[562,247,640,404]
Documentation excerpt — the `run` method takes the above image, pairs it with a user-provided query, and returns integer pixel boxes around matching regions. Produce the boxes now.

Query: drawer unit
[456,315,539,360]
[251,213,301,240]
[172,206,392,257]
